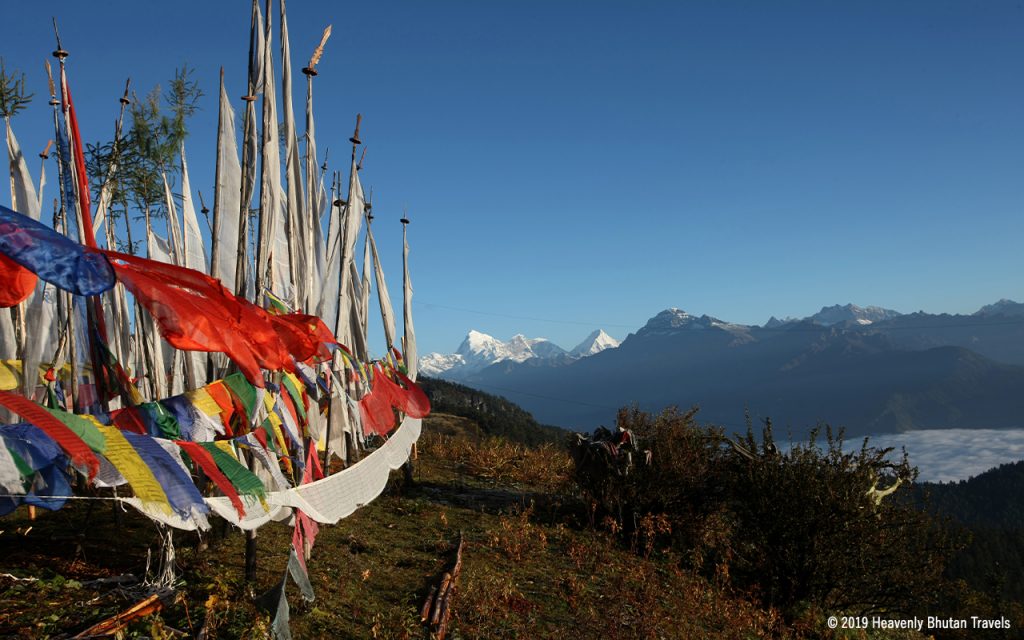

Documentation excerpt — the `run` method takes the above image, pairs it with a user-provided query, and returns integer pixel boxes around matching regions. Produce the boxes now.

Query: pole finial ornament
[350,114,362,145]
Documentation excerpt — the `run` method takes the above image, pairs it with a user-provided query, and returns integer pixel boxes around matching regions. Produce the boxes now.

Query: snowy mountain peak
[528,338,570,359]
[423,330,567,379]
[570,329,620,357]
[420,328,611,380]
[807,304,902,326]
[652,308,694,327]
[456,330,506,359]
[418,353,467,378]
[456,330,533,363]
[460,330,494,352]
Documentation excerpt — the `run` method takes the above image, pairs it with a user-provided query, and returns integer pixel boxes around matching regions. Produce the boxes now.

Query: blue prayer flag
[122,432,209,518]
[0,424,73,515]
[0,204,114,296]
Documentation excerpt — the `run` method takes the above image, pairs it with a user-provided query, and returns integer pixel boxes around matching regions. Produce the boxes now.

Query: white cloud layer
[851,429,1024,483]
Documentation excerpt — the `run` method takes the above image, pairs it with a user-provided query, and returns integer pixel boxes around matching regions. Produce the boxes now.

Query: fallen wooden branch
[71,593,162,638]
[429,573,451,627]
[424,531,465,640]
[420,585,437,622]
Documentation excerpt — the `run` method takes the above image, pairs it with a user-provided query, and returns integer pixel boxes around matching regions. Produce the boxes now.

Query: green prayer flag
[44,408,106,453]
[224,372,258,418]
[199,442,267,504]
[144,402,181,440]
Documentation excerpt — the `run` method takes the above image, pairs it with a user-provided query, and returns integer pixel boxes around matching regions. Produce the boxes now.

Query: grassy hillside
[0,412,795,639]
[2,409,1018,638]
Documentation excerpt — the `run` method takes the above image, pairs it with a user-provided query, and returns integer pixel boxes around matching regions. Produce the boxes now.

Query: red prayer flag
[269,313,337,363]
[0,253,37,307]
[204,382,238,437]
[110,407,149,435]
[358,366,399,436]
[388,367,432,419]
[98,250,339,387]
[59,69,98,250]
[102,251,270,386]
[291,445,324,571]
[234,297,293,372]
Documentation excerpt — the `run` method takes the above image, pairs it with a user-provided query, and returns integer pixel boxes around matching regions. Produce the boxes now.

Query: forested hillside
[915,461,1024,603]
[418,376,567,446]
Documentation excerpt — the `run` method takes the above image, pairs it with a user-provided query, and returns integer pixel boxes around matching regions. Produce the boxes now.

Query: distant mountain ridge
[806,303,903,326]
[975,298,1024,317]
[426,299,1024,435]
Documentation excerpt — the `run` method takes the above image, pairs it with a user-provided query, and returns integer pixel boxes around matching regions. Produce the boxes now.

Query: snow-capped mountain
[460,330,536,365]
[418,353,468,378]
[419,329,617,379]
[525,337,570,359]
[806,304,902,326]
[570,330,620,357]
[635,308,700,335]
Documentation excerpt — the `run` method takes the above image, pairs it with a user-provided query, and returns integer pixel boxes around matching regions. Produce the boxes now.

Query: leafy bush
[570,406,964,620]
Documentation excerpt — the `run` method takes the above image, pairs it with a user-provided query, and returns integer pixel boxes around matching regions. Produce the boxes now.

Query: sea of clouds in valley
[852,429,1024,483]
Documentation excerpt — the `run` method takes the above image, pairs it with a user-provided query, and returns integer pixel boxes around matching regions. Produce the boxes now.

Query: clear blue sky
[5,1,1023,356]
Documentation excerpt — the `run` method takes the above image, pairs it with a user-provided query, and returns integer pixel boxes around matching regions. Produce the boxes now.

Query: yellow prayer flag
[95,425,173,516]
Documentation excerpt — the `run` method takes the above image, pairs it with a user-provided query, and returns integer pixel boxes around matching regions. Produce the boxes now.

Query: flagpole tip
[350,113,362,145]
[400,217,410,225]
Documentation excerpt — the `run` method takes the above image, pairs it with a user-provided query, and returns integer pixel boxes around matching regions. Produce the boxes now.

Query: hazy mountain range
[421,300,1024,435]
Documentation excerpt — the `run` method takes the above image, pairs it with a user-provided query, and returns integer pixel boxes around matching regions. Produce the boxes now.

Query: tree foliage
[570,406,965,620]
[418,376,566,447]
[0,58,33,119]
[85,65,203,231]
[914,461,1024,604]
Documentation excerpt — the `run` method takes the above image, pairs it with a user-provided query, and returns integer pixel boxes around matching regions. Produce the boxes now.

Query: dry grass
[419,431,572,494]
[0,413,934,639]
